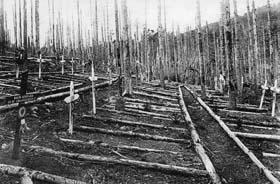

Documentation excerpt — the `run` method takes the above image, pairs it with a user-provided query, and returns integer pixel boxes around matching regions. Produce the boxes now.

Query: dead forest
[0,0,280,184]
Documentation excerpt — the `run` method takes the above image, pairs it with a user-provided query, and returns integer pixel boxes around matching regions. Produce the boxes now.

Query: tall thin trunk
[233,0,242,96]
[267,0,273,83]
[13,0,18,48]
[35,0,39,51]
[31,0,34,55]
[196,0,206,99]
[115,0,122,96]
[52,0,55,54]
[224,0,237,109]
[252,0,259,85]
[247,0,253,82]
[23,0,27,53]
[158,0,165,88]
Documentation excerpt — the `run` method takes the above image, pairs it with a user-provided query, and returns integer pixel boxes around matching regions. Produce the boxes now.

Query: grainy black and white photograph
[0,0,280,183]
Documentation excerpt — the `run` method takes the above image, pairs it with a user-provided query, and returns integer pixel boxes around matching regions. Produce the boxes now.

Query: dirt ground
[182,87,271,184]
[0,82,210,184]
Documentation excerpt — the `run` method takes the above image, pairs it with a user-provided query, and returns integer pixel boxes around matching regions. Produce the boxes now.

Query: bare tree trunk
[35,0,39,51]
[267,0,273,83]
[13,0,18,48]
[252,0,259,85]
[115,0,123,96]
[30,0,34,55]
[224,0,237,109]
[247,0,253,82]
[158,0,165,88]
[23,0,27,53]
[196,0,206,99]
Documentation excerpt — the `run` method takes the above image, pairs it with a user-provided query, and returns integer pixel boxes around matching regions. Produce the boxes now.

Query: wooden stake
[89,63,97,115]
[38,53,42,79]
[60,55,65,75]
[271,80,278,117]
[259,80,268,109]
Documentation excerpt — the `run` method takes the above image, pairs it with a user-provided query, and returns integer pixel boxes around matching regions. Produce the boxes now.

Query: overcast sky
[4,0,280,45]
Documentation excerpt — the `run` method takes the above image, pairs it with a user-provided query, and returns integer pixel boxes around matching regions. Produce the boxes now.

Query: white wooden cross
[64,81,79,134]
[270,80,280,117]
[259,80,268,109]
[89,64,98,115]
[60,55,65,75]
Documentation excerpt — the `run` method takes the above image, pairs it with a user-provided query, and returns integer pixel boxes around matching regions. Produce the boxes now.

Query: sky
[4,0,280,46]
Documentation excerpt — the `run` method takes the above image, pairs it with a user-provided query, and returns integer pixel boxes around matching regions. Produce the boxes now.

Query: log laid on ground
[0,164,86,184]
[83,115,186,132]
[262,152,280,158]
[75,126,187,143]
[31,146,208,176]
[234,132,280,142]
[133,91,178,102]
[124,103,181,113]
[178,86,221,184]
[59,138,187,156]
[184,86,280,184]
[97,107,172,122]
[0,78,118,112]
[221,118,280,128]
[123,108,171,118]
[124,97,180,108]
[227,123,280,132]
[218,109,268,118]
[133,87,178,97]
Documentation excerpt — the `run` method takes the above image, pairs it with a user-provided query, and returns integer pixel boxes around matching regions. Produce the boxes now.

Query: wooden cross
[259,80,268,109]
[64,81,79,134]
[271,80,280,117]
[89,64,98,115]
[60,55,65,75]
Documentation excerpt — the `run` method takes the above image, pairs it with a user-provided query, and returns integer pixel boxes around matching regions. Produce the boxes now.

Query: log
[184,86,280,184]
[0,78,118,112]
[178,86,221,184]
[262,152,280,158]
[218,109,268,118]
[31,146,208,176]
[134,87,178,97]
[75,126,187,143]
[59,138,186,156]
[97,107,173,121]
[221,118,280,128]
[83,115,186,132]
[133,91,178,102]
[124,103,181,113]
[123,108,171,118]
[234,132,280,142]
[0,164,86,184]
[124,97,180,108]
[227,123,280,132]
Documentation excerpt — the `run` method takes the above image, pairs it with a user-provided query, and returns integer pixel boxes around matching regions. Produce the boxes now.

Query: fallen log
[234,132,280,142]
[31,146,208,176]
[0,164,86,184]
[75,126,187,143]
[133,91,178,102]
[262,152,280,158]
[178,86,221,184]
[184,86,280,184]
[83,115,186,132]
[97,107,172,121]
[124,103,181,113]
[0,78,117,112]
[123,108,171,118]
[134,87,178,97]
[227,123,280,131]
[218,109,268,118]
[221,118,280,128]
[59,138,186,156]
[124,98,180,108]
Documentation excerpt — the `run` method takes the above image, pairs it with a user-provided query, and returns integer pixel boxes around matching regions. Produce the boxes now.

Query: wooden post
[61,55,65,75]
[38,53,42,79]
[64,81,79,135]
[259,80,268,109]
[35,0,39,50]
[271,80,278,117]
[89,63,98,115]
[71,57,74,75]
[12,71,28,160]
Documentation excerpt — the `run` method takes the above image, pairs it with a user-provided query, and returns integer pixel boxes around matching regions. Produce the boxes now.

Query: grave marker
[64,81,79,135]
[89,64,98,115]
[259,80,268,109]
[60,55,65,75]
